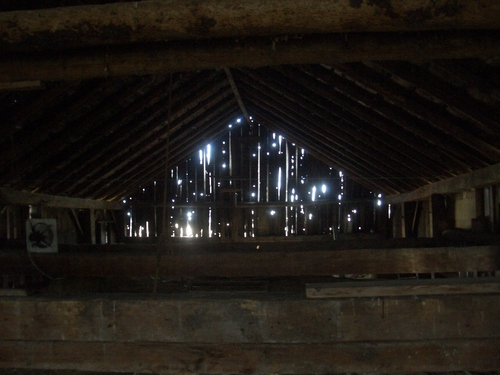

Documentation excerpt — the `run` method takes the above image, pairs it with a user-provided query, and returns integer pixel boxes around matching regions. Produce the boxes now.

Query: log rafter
[1,0,498,53]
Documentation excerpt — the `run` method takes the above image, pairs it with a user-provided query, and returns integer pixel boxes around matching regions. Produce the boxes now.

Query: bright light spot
[187,212,192,221]
[347,214,351,222]
[378,193,382,198]
[253,153,256,157]
[123,200,127,204]
[228,124,232,128]
[177,179,182,185]
[127,212,131,216]
[199,150,203,164]
[186,223,193,237]
[352,209,357,214]
[312,186,317,202]
[251,192,256,197]
[388,204,392,219]
[338,194,342,200]
[377,199,382,206]
[175,223,179,229]
[309,213,313,220]
[339,171,343,177]
[222,163,227,168]
[249,116,253,120]
[237,118,241,123]
[272,143,277,147]
[322,184,327,194]
[270,210,276,216]
[207,144,211,165]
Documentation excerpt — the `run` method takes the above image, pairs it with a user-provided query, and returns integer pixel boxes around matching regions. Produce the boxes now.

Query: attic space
[0,1,500,374]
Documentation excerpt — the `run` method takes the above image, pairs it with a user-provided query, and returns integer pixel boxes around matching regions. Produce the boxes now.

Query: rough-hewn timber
[306,277,500,298]
[386,162,500,203]
[0,294,499,373]
[1,340,499,374]
[0,187,123,210]
[1,0,498,52]
[0,31,498,83]
[1,244,499,278]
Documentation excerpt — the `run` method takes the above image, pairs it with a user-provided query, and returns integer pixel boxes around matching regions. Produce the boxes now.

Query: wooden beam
[1,0,498,52]
[0,294,499,373]
[307,277,500,299]
[0,80,43,91]
[1,244,499,278]
[1,340,499,374]
[0,187,123,210]
[224,68,251,124]
[0,295,498,343]
[0,30,498,83]
[386,162,500,203]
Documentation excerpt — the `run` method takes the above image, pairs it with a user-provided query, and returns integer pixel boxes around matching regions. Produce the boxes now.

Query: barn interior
[0,0,500,374]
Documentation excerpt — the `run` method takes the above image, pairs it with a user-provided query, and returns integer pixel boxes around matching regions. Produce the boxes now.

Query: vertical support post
[90,209,96,245]
[428,195,434,238]
[6,205,11,240]
[401,203,406,238]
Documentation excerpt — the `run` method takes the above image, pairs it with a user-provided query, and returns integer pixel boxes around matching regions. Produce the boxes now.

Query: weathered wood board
[307,277,500,298]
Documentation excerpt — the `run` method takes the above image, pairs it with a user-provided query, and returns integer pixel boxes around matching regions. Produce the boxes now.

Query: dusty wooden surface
[1,31,498,83]
[1,294,499,343]
[0,293,499,373]
[307,277,500,298]
[2,244,499,278]
[1,339,499,374]
[1,0,498,52]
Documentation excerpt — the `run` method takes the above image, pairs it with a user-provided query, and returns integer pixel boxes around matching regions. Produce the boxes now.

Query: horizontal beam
[1,30,498,83]
[0,80,43,90]
[306,277,500,298]
[1,339,499,374]
[1,0,498,52]
[1,294,498,343]
[386,162,500,203]
[2,244,499,277]
[0,187,123,210]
